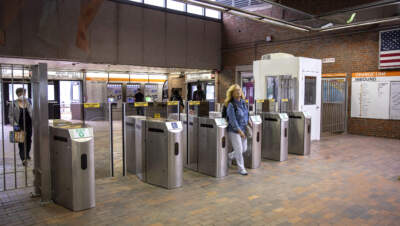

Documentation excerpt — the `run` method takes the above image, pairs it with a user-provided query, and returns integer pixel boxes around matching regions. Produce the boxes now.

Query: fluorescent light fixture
[347,13,356,24]
[187,0,226,10]
[230,10,261,20]
[321,22,333,29]
[260,18,309,32]
[321,17,400,32]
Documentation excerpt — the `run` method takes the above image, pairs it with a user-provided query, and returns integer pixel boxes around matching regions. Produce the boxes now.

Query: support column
[31,63,51,203]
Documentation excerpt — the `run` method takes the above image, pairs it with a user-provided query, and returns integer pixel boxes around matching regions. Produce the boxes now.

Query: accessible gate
[321,77,347,133]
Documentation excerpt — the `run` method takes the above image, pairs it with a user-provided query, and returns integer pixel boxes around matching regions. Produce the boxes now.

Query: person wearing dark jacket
[8,88,32,166]
[192,84,206,101]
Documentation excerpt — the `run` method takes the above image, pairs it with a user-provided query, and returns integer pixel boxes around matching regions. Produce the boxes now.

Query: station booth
[253,53,320,161]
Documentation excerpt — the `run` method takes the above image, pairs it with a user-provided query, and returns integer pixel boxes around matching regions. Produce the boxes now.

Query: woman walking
[224,84,251,176]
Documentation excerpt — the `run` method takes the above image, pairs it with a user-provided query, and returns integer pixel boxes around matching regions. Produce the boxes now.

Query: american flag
[380,29,400,69]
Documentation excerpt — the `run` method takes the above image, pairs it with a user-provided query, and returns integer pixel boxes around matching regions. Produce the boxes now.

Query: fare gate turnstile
[288,112,311,155]
[188,115,199,171]
[168,113,188,168]
[244,115,262,169]
[261,112,288,161]
[146,119,183,189]
[209,111,222,119]
[49,123,95,211]
[198,117,228,178]
[126,116,147,180]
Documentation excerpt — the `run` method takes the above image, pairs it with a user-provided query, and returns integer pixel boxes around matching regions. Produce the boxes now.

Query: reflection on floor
[1,134,399,225]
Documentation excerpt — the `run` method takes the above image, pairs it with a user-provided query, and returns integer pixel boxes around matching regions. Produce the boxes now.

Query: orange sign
[352,71,400,78]
[322,73,347,78]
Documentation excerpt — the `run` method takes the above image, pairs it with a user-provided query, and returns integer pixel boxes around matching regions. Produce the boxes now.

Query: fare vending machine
[107,83,123,106]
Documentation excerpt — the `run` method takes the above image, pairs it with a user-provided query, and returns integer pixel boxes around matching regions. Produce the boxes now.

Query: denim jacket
[227,99,249,133]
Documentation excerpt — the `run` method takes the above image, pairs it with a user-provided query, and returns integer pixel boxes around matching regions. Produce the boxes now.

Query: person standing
[170,89,184,111]
[8,88,33,166]
[134,88,145,115]
[192,84,206,101]
[225,84,251,176]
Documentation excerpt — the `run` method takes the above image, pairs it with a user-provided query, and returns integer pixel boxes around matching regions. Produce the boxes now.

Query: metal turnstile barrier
[198,117,228,178]
[261,112,288,161]
[168,113,188,168]
[188,115,199,171]
[288,112,311,155]
[49,122,95,211]
[209,111,222,119]
[126,116,147,180]
[244,115,262,169]
[146,119,183,189]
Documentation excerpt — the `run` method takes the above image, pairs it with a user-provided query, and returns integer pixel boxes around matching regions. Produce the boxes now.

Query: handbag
[9,131,26,143]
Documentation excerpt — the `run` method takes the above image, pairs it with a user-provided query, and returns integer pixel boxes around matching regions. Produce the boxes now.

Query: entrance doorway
[59,81,82,120]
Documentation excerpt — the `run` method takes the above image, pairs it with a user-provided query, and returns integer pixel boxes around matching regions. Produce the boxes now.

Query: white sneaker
[239,169,248,176]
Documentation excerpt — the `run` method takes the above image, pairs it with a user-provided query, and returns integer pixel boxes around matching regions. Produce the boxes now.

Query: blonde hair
[224,84,244,107]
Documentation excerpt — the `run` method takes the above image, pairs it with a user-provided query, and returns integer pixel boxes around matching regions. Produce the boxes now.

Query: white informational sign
[390,82,400,120]
[351,72,400,120]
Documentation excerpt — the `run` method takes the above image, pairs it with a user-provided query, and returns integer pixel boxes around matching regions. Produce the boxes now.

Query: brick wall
[221,13,400,139]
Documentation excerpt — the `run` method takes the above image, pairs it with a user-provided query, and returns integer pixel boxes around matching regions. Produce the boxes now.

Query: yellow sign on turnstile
[268,98,275,102]
[167,101,179,106]
[154,113,161,118]
[256,100,264,103]
[189,101,200,106]
[281,98,289,102]
[84,103,100,108]
[134,102,148,107]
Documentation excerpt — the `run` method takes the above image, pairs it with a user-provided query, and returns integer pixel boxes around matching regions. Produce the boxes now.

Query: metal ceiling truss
[178,0,400,32]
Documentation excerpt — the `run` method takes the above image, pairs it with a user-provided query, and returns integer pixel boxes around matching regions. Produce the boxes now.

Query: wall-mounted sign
[186,73,213,82]
[84,103,100,108]
[167,101,179,106]
[351,71,400,120]
[134,102,148,107]
[322,58,335,64]
[322,73,346,78]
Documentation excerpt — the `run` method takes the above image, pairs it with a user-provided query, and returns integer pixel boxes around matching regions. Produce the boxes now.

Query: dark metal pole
[109,102,114,177]
[0,65,6,191]
[122,103,126,176]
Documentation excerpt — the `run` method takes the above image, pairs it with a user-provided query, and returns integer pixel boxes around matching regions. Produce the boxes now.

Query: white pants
[228,132,247,171]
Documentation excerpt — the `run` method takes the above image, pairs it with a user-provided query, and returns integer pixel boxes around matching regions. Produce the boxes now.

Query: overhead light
[260,18,309,32]
[229,10,261,20]
[186,0,227,11]
[321,23,333,29]
[347,13,357,24]
[321,16,400,32]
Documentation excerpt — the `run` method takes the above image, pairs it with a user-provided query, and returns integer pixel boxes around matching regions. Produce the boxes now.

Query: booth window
[304,76,316,105]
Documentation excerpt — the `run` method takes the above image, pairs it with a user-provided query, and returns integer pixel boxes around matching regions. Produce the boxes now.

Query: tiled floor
[1,134,399,226]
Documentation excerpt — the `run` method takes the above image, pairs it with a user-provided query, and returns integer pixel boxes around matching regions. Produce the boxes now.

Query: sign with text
[351,71,400,120]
